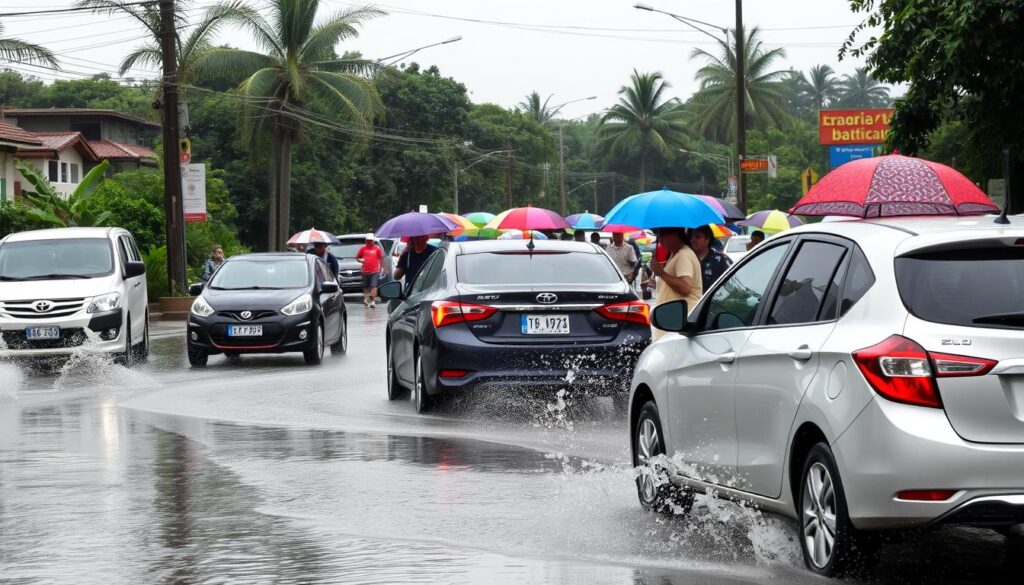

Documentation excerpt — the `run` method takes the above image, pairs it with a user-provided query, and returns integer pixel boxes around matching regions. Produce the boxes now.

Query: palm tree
[196,1,385,249]
[598,70,688,191]
[15,159,112,227]
[519,91,561,125]
[797,64,839,111]
[837,67,891,108]
[689,27,790,141]
[0,22,58,68]
[75,0,250,85]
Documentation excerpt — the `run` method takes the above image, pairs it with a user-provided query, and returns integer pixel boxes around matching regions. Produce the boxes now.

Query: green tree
[196,0,385,250]
[90,181,166,251]
[28,74,153,118]
[796,64,839,111]
[0,22,57,68]
[836,66,891,108]
[15,159,111,227]
[518,91,560,125]
[598,70,689,191]
[690,27,790,142]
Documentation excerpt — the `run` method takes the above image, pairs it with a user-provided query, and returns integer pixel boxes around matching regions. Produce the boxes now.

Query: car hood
[0,276,119,301]
[337,258,362,271]
[201,287,308,311]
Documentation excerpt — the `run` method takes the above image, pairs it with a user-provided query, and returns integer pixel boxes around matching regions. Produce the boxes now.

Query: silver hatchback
[628,215,1024,576]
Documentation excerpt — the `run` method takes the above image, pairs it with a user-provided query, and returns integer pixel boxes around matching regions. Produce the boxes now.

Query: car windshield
[210,259,309,289]
[725,237,750,253]
[0,238,114,280]
[457,251,620,285]
[330,243,365,259]
[896,245,1024,329]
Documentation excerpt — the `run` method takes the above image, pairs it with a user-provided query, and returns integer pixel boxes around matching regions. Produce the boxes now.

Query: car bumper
[426,324,648,396]
[0,309,125,357]
[187,312,318,355]
[834,396,1024,529]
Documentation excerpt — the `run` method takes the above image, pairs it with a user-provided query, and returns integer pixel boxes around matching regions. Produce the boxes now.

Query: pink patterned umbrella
[790,154,999,218]
[287,228,339,245]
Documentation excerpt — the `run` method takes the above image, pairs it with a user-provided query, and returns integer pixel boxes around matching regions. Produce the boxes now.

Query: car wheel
[386,338,404,400]
[187,345,208,367]
[413,349,432,413]
[330,317,348,355]
[304,321,324,365]
[633,401,693,514]
[133,314,150,363]
[116,318,133,367]
[799,443,877,577]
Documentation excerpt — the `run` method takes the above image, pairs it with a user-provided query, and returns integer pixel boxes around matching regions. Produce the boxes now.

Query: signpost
[181,163,206,222]
[829,145,876,169]
[819,108,894,145]
[740,155,777,178]
[801,166,819,194]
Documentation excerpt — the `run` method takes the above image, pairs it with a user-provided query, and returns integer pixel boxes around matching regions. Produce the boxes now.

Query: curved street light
[552,96,598,216]
[453,149,511,214]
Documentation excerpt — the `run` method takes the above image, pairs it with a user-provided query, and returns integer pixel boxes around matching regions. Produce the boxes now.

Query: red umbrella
[790,154,999,218]
[490,206,570,231]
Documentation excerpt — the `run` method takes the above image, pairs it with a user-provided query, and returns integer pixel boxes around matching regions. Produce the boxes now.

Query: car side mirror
[652,300,690,334]
[124,261,146,279]
[320,281,339,294]
[188,282,204,296]
[378,281,404,301]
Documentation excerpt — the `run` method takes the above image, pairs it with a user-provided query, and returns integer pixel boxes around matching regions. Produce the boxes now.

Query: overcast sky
[4,0,878,118]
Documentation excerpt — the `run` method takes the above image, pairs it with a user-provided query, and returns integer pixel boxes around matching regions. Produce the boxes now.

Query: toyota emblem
[240,310,252,320]
[33,300,53,313]
[536,293,558,304]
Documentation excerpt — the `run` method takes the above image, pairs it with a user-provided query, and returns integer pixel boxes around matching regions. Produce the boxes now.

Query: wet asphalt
[0,301,1020,584]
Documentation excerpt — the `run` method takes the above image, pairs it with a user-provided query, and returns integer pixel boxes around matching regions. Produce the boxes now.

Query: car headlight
[87,292,121,313]
[281,293,313,316]
[191,297,215,317]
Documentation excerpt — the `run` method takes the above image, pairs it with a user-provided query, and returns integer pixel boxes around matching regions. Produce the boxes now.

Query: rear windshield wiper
[973,312,1024,325]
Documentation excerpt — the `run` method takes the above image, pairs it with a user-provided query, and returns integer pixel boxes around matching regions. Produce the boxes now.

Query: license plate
[227,325,263,337]
[25,326,61,340]
[521,314,570,335]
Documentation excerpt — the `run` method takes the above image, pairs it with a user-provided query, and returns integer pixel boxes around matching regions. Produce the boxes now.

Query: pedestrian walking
[394,235,437,287]
[650,227,702,339]
[307,241,340,280]
[691,225,733,291]
[605,231,638,282]
[355,234,384,308]
[201,244,225,282]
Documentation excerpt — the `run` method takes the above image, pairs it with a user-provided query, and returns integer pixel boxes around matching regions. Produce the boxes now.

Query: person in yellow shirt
[650,227,703,339]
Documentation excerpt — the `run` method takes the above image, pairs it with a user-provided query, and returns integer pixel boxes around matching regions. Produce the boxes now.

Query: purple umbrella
[376,212,458,238]
[696,195,745,221]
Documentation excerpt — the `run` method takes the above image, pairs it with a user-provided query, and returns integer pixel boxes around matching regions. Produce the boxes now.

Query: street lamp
[636,2,746,212]
[566,179,598,213]
[377,36,463,65]
[552,96,598,216]
[453,149,510,214]
[679,148,734,193]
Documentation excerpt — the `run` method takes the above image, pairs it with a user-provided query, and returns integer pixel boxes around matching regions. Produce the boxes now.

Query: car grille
[216,310,278,321]
[0,298,87,320]
[208,323,285,347]
[1,328,88,349]
[339,269,360,278]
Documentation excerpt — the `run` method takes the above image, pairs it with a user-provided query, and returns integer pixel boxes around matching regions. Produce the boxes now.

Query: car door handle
[717,352,736,364]
[788,346,813,361]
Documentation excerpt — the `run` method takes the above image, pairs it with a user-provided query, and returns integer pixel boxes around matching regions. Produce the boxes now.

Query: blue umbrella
[376,211,458,238]
[603,187,724,229]
[564,212,605,230]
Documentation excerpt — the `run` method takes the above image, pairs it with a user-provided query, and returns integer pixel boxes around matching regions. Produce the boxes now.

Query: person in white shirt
[604,232,638,281]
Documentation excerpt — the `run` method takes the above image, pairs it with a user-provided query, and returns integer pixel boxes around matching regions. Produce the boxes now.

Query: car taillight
[595,300,650,326]
[430,301,497,328]
[853,335,996,408]
[896,489,957,502]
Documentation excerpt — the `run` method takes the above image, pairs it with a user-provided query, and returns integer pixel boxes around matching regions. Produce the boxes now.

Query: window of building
[48,160,59,182]
[70,122,101,141]
[60,162,69,184]
[70,163,80,184]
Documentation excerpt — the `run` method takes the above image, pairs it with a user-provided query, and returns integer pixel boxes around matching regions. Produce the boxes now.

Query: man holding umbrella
[394,235,437,286]
[308,242,340,280]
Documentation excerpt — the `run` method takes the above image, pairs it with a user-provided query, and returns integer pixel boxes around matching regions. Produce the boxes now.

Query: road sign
[179,137,191,164]
[181,163,206,222]
[740,156,777,177]
[829,144,875,169]
[801,166,820,194]
[819,108,893,145]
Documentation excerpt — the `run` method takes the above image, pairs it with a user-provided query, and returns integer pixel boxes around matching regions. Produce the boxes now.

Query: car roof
[335,234,389,241]
[786,214,1024,238]
[228,252,311,262]
[2,227,117,242]
[449,240,604,255]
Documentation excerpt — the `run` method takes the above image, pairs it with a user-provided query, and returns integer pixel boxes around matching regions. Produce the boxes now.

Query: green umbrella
[463,211,496,227]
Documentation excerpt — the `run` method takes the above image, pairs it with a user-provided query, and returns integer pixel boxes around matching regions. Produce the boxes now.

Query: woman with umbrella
[650,227,702,338]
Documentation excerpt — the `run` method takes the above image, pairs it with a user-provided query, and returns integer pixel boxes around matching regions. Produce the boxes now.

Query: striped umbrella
[564,212,605,230]
[463,211,496,227]
[709,224,737,238]
[287,227,339,245]
[696,195,745,221]
[496,230,549,240]
[738,210,803,235]
[437,212,477,232]
[485,206,570,231]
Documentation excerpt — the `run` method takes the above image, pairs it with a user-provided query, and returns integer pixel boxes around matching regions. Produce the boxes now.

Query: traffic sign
[829,144,875,169]
[179,138,191,164]
[740,158,769,173]
[801,166,820,194]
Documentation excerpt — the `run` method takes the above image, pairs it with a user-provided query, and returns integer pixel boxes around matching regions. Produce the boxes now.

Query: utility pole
[452,162,460,215]
[558,124,567,215]
[610,173,617,204]
[593,179,599,212]
[734,0,747,213]
[159,0,186,294]
[505,136,514,208]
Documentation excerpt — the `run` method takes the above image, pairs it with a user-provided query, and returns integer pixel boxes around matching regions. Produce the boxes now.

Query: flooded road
[0,305,1018,584]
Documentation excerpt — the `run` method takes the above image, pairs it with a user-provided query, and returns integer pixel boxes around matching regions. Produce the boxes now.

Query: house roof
[16,131,99,162]
[3,108,160,129]
[0,121,43,147]
[89,140,158,163]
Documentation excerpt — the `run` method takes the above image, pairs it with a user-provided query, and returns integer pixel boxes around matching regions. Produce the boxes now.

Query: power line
[0,1,156,18]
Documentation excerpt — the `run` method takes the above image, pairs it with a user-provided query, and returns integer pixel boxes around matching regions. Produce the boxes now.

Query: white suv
[0,227,149,364]
[629,215,1024,576]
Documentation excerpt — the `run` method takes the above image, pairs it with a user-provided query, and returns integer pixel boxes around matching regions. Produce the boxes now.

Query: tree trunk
[277,130,293,250]
[267,125,280,251]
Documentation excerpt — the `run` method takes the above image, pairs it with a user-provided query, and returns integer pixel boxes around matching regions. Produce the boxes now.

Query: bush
[0,199,44,238]
[142,245,170,301]
[91,181,165,251]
